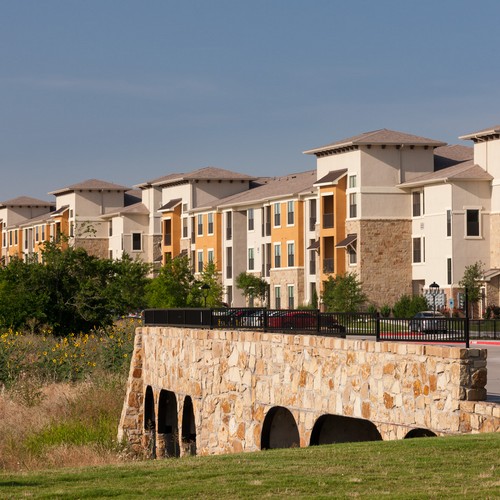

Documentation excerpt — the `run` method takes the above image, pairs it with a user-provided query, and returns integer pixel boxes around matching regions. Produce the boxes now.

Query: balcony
[323,258,334,274]
[323,213,334,229]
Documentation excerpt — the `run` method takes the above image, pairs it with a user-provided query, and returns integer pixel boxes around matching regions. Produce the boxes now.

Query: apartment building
[0,196,54,264]
[2,123,500,314]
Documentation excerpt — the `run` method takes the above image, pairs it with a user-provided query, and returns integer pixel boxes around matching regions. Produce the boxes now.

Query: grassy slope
[1,433,499,499]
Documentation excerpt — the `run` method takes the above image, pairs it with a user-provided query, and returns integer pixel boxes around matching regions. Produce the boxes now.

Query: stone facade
[118,327,499,457]
[356,219,413,307]
[74,237,109,259]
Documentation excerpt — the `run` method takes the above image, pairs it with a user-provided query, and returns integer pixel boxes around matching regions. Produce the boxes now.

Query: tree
[145,255,196,308]
[459,261,484,318]
[322,273,367,313]
[0,243,151,334]
[235,272,268,306]
[392,294,428,318]
[197,261,224,307]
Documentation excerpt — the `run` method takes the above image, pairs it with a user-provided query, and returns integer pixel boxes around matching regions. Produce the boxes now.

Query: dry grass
[0,373,127,471]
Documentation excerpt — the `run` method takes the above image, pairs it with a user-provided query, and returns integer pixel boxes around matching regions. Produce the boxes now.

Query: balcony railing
[323,213,334,228]
[323,258,334,273]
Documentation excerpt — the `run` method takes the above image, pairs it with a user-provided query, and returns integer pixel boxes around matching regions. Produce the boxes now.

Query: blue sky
[1,0,499,201]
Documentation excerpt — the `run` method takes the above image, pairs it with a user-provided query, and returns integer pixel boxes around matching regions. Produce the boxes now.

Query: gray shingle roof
[459,125,500,141]
[0,196,54,207]
[434,144,473,171]
[314,169,348,186]
[49,179,130,195]
[304,129,446,155]
[101,202,149,218]
[214,170,317,210]
[399,161,493,188]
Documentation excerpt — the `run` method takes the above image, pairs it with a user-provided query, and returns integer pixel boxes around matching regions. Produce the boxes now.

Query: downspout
[399,145,405,184]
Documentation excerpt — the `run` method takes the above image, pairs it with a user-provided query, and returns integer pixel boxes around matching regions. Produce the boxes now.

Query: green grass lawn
[1,433,499,499]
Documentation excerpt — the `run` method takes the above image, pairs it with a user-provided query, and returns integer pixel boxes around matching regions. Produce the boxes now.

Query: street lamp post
[201,283,210,308]
[429,281,440,317]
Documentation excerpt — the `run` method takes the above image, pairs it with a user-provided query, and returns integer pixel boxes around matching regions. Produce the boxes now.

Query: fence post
[465,287,470,348]
[376,316,380,342]
[317,309,321,333]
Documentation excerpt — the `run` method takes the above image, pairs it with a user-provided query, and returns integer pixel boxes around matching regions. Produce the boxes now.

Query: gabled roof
[459,125,500,141]
[135,173,185,189]
[0,196,54,208]
[158,198,182,212]
[50,205,70,216]
[304,129,446,155]
[18,212,52,227]
[49,179,130,195]
[314,169,348,186]
[213,170,317,210]
[398,161,493,188]
[141,167,256,188]
[434,145,473,171]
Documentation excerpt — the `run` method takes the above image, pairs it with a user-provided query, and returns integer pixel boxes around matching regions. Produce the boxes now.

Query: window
[226,247,232,279]
[41,226,45,241]
[182,203,188,213]
[2,232,5,247]
[9,231,12,246]
[446,209,452,237]
[197,214,203,236]
[349,175,357,188]
[248,208,254,231]
[322,194,334,228]
[197,251,203,273]
[109,223,113,237]
[412,237,422,263]
[412,192,421,217]
[248,248,254,270]
[287,201,294,225]
[132,233,142,251]
[274,203,281,227]
[24,229,28,250]
[275,286,281,309]
[182,218,188,238]
[348,241,357,265]
[288,285,294,309]
[309,199,317,231]
[208,249,214,264]
[35,226,39,242]
[274,244,281,268]
[208,213,214,234]
[349,193,357,218]
[287,242,294,267]
[226,212,232,240]
[466,209,480,237]
[14,231,18,245]
[447,258,452,285]
[70,222,74,238]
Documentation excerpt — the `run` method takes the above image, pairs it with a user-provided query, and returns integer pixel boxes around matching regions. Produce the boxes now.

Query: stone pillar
[118,328,144,453]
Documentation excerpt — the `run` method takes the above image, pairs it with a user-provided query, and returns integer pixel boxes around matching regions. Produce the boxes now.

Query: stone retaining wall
[118,327,499,456]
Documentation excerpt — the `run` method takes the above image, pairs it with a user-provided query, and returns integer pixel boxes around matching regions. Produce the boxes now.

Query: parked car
[268,311,346,335]
[408,311,447,333]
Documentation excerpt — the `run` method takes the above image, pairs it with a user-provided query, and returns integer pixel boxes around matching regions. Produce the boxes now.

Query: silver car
[408,311,447,334]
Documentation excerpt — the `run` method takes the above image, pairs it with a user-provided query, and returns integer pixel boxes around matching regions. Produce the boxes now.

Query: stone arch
[309,414,382,445]
[404,428,437,439]
[143,386,156,458]
[181,395,197,456]
[157,390,180,457]
[261,406,300,450]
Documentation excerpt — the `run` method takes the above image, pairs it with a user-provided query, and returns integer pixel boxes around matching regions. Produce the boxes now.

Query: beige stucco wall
[119,327,498,457]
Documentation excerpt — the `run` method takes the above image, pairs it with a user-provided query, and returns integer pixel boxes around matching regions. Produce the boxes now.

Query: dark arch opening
[310,414,382,446]
[181,396,197,456]
[261,406,300,450]
[144,386,156,458]
[404,428,437,439]
[157,390,180,457]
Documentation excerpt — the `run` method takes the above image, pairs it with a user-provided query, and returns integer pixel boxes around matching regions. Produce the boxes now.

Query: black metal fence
[140,308,500,346]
